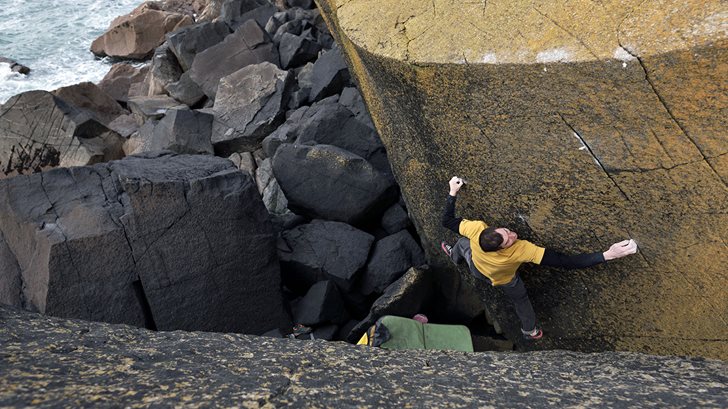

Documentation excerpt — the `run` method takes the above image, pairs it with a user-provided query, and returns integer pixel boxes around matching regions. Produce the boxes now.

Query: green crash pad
[377,316,473,352]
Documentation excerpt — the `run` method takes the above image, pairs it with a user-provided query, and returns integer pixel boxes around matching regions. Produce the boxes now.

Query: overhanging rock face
[316,0,728,358]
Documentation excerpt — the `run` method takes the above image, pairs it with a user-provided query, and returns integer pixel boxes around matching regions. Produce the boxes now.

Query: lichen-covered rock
[0,152,290,334]
[317,0,728,359]
[0,305,726,408]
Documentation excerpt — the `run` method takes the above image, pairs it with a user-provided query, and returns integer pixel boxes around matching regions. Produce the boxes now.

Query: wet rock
[293,280,350,326]
[188,19,279,99]
[166,21,231,72]
[0,152,290,333]
[91,2,193,59]
[347,266,434,343]
[278,220,374,293]
[211,62,292,155]
[360,230,426,296]
[0,57,31,74]
[272,144,397,225]
[0,91,124,173]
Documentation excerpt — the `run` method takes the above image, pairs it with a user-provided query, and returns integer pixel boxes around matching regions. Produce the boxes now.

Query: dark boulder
[0,91,125,173]
[167,72,206,106]
[308,45,351,102]
[293,280,350,326]
[98,63,149,104]
[211,62,292,155]
[127,95,186,123]
[339,87,374,129]
[312,324,338,340]
[380,203,411,234]
[279,32,322,69]
[220,0,276,30]
[144,108,214,154]
[52,82,129,126]
[347,266,434,343]
[360,230,426,296]
[188,19,279,99]
[286,0,314,9]
[278,220,374,293]
[0,57,31,74]
[272,144,397,224]
[0,152,291,334]
[166,21,231,71]
[142,43,183,96]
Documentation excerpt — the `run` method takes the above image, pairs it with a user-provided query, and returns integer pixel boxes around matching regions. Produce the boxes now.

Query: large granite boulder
[166,21,231,72]
[272,143,397,225]
[91,2,193,59]
[317,0,728,359]
[1,305,726,408]
[211,62,293,155]
[0,91,125,174]
[0,152,290,334]
[278,219,374,292]
[52,82,129,126]
[188,19,279,99]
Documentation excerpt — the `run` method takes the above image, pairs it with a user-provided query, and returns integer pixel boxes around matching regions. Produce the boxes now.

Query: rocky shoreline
[0,0,488,348]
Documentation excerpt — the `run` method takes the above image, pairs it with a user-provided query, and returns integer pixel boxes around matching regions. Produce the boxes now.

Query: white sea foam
[0,0,141,104]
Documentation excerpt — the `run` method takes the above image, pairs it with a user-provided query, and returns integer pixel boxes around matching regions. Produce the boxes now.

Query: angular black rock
[0,152,291,334]
[380,203,411,234]
[188,20,279,99]
[145,108,214,154]
[278,219,374,293]
[293,280,350,326]
[167,72,206,106]
[166,21,231,72]
[143,42,183,96]
[308,45,351,102]
[360,230,426,295]
[272,144,397,225]
[220,0,276,30]
[279,32,321,69]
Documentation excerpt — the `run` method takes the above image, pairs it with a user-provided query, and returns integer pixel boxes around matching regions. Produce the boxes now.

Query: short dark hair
[478,226,503,252]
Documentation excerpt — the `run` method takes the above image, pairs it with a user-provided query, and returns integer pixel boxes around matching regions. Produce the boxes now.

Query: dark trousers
[450,237,537,332]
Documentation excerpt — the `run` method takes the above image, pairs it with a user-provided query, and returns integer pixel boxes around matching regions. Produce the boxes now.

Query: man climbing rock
[440,176,638,340]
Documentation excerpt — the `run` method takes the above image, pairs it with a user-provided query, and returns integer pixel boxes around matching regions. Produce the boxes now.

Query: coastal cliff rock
[316,0,728,358]
[0,152,290,334]
[0,305,726,408]
[91,2,194,59]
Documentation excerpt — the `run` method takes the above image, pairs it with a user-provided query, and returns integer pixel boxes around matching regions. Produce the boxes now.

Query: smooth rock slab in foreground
[0,305,726,408]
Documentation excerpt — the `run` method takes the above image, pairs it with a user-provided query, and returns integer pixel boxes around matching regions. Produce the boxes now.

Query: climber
[440,176,638,340]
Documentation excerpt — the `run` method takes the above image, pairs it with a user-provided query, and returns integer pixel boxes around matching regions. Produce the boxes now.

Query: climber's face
[495,227,518,249]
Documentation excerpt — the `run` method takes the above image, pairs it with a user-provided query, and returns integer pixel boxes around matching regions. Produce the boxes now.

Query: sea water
[0,0,142,104]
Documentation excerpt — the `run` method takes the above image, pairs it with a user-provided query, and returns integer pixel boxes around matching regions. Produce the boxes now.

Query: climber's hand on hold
[603,239,638,261]
[449,176,464,196]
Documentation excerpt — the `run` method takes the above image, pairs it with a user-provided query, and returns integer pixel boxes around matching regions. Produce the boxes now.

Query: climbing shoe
[441,241,452,257]
[522,327,543,340]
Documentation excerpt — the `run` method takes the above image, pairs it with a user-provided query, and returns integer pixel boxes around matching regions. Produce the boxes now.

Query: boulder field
[315,0,728,358]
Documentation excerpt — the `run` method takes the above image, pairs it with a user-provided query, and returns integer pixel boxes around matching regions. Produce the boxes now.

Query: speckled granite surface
[1,305,726,408]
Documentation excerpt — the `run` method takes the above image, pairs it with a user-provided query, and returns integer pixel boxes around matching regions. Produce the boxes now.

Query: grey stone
[167,72,206,106]
[339,87,374,129]
[107,114,139,138]
[166,21,231,71]
[346,267,434,343]
[0,152,291,334]
[145,108,214,154]
[0,91,125,173]
[211,62,292,155]
[381,203,410,234]
[360,230,426,296]
[188,19,279,99]
[227,152,257,177]
[272,144,397,224]
[312,324,338,340]
[1,305,726,408]
[142,43,183,96]
[52,82,128,126]
[279,32,321,69]
[293,280,350,326]
[98,63,149,103]
[220,0,276,30]
[0,56,30,74]
[308,45,351,102]
[278,219,374,293]
[286,0,314,9]
[127,96,186,123]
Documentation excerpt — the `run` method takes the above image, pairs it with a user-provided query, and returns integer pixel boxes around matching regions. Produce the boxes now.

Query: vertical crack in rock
[533,7,599,59]
[463,113,496,148]
[39,171,92,317]
[557,113,630,202]
[616,42,725,187]
[132,280,157,330]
